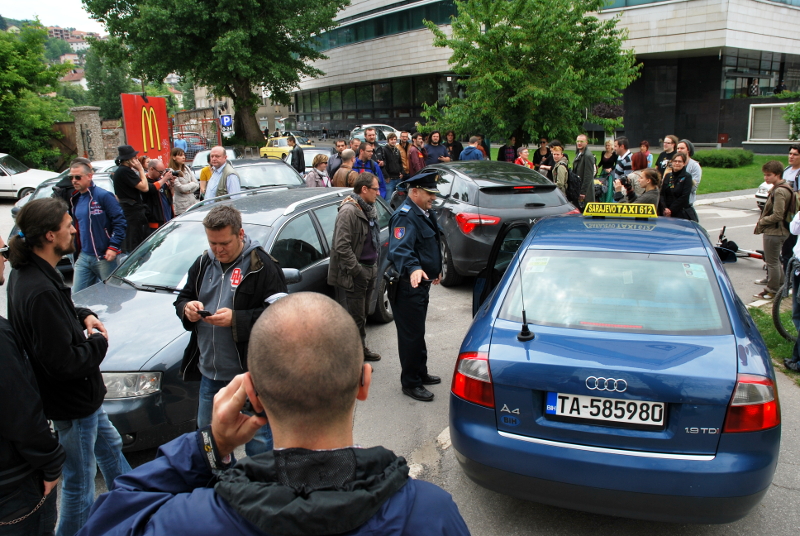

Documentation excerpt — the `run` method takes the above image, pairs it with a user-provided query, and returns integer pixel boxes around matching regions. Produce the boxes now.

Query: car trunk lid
[489,321,737,455]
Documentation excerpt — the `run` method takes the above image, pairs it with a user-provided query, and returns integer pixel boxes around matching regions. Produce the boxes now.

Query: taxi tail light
[565,208,581,215]
[452,352,494,408]
[723,374,780,433]
[455,213,501,234]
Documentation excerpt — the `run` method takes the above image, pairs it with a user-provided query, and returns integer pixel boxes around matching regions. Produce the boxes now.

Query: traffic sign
[219,114,233,133]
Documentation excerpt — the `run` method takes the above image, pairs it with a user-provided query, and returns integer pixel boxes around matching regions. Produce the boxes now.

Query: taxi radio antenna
[514,255,535,342]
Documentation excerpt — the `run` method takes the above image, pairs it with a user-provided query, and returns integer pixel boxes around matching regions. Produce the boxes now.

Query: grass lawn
[697,154,789,194]
[748,306,800,387]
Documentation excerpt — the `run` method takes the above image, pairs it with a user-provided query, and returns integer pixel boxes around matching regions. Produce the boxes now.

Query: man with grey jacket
[328,173,382,362]
[174,205,288,455]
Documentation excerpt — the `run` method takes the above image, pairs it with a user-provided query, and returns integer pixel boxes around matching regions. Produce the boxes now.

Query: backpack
[557,161,583,207]
[774,183,799,227]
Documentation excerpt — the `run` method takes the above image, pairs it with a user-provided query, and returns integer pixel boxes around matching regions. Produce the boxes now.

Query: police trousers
[392,279,430,388]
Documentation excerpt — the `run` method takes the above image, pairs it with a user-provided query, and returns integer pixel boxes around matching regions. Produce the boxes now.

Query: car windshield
[113,221,271,289]
[499,250,730,336]
[191,149,237,168]
[0,155,30,175]
[236,164,304,189]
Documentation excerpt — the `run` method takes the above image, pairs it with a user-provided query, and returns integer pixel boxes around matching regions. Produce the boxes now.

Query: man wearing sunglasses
[69,158,127,293]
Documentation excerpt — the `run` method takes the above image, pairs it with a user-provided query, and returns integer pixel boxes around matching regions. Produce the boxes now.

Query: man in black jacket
[6,198,130,536]
[0,232,65,535]
[287,136,305,174]
[174,205,288,456]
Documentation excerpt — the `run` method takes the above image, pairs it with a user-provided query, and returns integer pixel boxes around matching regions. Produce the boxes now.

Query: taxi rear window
[499,250,730,336]
[478,186,563,209]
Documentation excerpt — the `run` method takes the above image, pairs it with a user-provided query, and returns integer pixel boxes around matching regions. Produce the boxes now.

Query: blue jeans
[384,178,402,199]
[197,376,273,456]
[72,253,117,293]
[51,407,131,536]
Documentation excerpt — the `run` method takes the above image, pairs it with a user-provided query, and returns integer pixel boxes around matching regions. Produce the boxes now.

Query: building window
[311,92,320,113]
[356,85,373,110]
[374,82,392,108]
[393,78,411,107]
[343,86,357,110]
[414,76,436,105]
[303,93,312,115]
[330,88,342,111]
[749,104,791,141]
[319,90,330,112]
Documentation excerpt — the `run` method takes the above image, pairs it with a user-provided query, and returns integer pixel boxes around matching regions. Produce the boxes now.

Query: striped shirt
[613,150,632,181]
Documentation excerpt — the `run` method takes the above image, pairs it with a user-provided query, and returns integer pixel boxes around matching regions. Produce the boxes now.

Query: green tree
[57,83,89,106]
[783,102,800,140]
[0,16,8,31]
[0,24,70,169]
[84,44,137,119]
[175,74,195,111]
[44,37,72,63]
[84,0,347,144]
[422,0,639,143]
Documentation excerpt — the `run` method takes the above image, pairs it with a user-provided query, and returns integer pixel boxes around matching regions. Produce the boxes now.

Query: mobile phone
[198,310,212,317]
[242,396,267,418]
[0,246,8,259]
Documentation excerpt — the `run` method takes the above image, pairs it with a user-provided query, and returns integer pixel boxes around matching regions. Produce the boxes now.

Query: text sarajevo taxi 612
[452,202,781,524]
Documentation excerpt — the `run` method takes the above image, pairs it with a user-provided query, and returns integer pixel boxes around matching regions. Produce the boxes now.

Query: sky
[1,0,106,34]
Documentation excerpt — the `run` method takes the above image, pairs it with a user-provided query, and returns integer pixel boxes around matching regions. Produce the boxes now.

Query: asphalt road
[1,190,798,534]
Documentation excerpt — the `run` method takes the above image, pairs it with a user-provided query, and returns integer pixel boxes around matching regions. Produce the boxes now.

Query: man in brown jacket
[397,131,411,179]
[754,160,793,300]
[331,149,358,188]
[327,173,382,361]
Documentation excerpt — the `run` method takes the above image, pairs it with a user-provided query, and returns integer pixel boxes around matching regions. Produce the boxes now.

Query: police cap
[402,171,440,193]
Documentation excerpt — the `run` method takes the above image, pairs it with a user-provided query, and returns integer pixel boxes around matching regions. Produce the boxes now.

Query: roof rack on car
[184,185,290,213]
[282,189,348,216]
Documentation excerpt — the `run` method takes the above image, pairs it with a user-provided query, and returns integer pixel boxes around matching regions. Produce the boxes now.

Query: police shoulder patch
[393,227,406,239]
[400,205,411,213]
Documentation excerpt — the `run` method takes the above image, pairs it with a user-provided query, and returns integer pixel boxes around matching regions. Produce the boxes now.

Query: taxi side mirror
[282,268,302,284]
[714,247,737,264]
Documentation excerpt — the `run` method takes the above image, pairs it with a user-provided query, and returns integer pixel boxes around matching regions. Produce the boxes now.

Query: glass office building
[291,0,800,146]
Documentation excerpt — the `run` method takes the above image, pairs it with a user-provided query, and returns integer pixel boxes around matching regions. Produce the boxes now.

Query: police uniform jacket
[388,199,442,278]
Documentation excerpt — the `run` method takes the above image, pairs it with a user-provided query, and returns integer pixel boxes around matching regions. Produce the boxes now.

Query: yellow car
[260,136,314,159]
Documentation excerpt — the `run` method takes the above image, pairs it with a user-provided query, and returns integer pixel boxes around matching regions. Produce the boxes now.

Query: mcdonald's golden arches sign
[121,94,170,164]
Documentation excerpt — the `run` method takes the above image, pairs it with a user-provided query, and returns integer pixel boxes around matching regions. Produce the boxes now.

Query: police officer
[388,172,442,401]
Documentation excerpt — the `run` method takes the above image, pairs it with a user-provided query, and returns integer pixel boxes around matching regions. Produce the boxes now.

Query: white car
[351,124,400,139]
[755,181,770,209]
[0,153,59,199]
[92,159,119,174]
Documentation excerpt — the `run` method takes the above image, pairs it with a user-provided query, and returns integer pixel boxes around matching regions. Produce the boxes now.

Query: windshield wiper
[139,283,177,292]
[112,275,152,292]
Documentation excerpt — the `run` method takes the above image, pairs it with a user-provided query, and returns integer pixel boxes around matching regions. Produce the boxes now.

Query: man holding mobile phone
[174,205,288,456]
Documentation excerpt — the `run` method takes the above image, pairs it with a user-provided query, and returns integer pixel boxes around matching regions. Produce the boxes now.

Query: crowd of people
[0,136,470,534]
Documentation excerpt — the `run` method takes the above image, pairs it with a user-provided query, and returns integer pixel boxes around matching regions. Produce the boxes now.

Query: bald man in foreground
[77,293,470,536]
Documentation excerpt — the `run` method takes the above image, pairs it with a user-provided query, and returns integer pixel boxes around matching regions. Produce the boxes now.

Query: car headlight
[757,184,771,196]
[102,372,162,399]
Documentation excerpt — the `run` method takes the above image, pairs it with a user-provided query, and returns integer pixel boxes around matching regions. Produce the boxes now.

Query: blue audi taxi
[452,203,781,524]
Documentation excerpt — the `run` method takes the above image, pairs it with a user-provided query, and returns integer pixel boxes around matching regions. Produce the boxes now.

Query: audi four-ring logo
[586,376,628,392]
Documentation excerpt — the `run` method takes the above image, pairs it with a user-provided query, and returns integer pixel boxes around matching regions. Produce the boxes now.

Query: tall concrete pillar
[70,106,104,161]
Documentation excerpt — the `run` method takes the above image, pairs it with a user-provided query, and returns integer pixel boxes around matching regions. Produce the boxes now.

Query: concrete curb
[695,194,754,206]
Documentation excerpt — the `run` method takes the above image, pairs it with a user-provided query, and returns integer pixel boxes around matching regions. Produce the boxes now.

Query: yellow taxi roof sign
[583,202,657,219]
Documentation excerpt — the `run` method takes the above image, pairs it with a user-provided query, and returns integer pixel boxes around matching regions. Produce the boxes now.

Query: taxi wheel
[369,274,394,323]
[18,188,34,199]
[440,239,463,287]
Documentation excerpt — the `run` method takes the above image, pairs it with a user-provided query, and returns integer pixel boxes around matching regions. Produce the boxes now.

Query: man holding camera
[77,293,470,536]
[0,233,65,535]
[144,160,175,232]
[174,205,287,456]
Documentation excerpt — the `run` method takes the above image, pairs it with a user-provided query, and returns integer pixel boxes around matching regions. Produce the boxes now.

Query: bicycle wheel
[772,281,798,343]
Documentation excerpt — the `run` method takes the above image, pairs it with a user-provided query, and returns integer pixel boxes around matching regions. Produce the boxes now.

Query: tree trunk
[230,80,266,145]
[234,106,264,145]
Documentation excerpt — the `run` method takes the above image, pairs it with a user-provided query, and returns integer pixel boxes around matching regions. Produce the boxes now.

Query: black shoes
[785,359,800,371]
[364,348,381,362]
[402,386,434,401]
[421,374,441,385]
